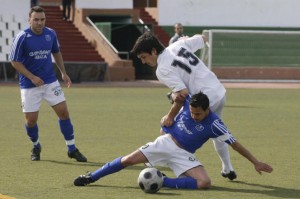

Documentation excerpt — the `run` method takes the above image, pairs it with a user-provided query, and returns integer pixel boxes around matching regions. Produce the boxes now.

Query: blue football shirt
[162,96,236,153]
[10,27,60,88]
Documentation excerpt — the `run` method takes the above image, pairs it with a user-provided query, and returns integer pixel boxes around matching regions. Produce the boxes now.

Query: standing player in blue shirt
[9,6,87,162]
[73,92,273,189]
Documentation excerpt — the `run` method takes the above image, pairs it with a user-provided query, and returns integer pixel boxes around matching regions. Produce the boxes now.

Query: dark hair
[130,31,165,56]
[29,6,44,17]
[175,23,183,27]
[189,92,210,110]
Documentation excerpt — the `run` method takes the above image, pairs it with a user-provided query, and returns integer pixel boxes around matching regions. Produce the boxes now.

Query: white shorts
[139,134,202,177]
[20,80,66,112]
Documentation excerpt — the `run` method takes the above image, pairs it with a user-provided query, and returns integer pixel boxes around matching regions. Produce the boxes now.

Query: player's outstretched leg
[74,172,94,186]
[74,157,125,186]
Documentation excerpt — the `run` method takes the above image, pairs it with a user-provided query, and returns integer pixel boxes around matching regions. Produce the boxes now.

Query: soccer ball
[137,167,163,193]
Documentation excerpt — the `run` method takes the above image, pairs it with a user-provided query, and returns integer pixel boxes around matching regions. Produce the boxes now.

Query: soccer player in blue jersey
[131,31,236,180]
[73,92,273,189]
[9,6,87,162]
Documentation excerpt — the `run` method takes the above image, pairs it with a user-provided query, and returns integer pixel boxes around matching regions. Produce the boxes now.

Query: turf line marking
[0,194,16,199]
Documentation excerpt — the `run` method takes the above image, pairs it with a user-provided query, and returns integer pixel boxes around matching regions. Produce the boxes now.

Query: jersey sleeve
[182,35,205,53]
[156,56,187,93]
[9,31,26,62]
[49,28,60,53]
[156,68,187,92]
[211,119,236,144]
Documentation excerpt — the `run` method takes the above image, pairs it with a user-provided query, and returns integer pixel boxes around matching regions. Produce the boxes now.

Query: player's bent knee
[197,179,211,189]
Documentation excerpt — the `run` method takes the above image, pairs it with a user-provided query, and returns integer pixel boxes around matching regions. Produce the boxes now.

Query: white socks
[212,139,234,173]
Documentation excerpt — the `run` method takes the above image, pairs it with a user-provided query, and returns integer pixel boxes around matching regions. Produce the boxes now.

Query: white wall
[1,0,300,28]
[0,0,29,22]
[76,0,132,9]
[158,0,300,27]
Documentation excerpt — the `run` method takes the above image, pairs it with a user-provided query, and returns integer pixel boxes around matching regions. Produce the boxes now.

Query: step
[42,5,106,63]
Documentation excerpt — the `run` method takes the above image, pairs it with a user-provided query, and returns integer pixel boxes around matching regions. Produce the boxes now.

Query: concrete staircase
[139,8,170,47]
[43,6,104,62]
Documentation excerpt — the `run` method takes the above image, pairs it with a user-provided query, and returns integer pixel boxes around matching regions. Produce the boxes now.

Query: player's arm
[201,35,208,43]
[11,61,44,86]
[161,88,189,127]
[52,52,71,88]
[229,141,273,174]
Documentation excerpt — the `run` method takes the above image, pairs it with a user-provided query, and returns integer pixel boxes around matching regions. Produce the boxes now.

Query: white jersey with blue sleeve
[9,27,60,88]
[162,96,236,153]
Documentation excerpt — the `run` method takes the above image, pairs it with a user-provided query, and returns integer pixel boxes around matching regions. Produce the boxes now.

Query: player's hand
[160,115,174,127]
[254,162,273,174]
[173,91,188,104]
[178,36,189,41]
[62,74,72,88]
[31,76,44,87]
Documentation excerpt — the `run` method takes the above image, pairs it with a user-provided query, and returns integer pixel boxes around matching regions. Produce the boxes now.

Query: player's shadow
[86,184,180,196]
[225,105,258,109]
[41,159,103,167]
[212,181,300,198]
[42,160,168,171]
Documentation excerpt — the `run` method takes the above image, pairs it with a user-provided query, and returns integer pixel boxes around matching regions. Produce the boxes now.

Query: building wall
[0,0,29,22]
[76,0,132,9]
[158,0,300,27]
[2,0,300,27]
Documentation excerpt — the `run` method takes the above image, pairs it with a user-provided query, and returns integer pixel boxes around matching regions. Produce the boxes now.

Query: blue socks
[26,119,76,152]
[163,177,198,189]
[25,124,41,149]
[59,118,76,152]
[91,157,125,181]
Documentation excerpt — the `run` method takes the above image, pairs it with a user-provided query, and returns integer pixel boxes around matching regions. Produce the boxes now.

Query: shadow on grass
[41,160,167,171]
[85,184,180,196]
[225,105,258,109]
[212,181,300,198]
[41,159,103,166]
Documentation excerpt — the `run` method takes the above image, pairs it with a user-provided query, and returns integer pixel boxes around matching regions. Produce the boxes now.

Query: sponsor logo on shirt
[177,120,193,135]
[29,50,51,59]
[45,34,51,42]
[195,124,204,131]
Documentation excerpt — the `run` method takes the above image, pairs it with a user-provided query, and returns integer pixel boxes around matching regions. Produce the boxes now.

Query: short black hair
[189,92,210,110]
[130,31,165,56]
[29,6,44,17]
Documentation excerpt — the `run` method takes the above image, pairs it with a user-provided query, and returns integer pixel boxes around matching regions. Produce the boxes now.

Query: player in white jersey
[130,31,236,180]
[9,6,87,162]
[73,92,273,189]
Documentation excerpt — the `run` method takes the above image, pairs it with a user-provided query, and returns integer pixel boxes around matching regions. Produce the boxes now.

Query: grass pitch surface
[0,85,299,199]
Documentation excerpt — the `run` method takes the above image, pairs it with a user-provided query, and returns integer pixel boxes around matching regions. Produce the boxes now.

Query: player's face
[137,49,158,67]
[175,25,183,35]
[29,11,46,35]
[189,106,209,122]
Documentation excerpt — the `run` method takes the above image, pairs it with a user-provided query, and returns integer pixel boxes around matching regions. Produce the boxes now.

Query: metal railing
[86,17,130,60]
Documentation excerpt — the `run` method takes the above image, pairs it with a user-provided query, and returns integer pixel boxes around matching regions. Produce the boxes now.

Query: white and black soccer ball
[137,167,163,194]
